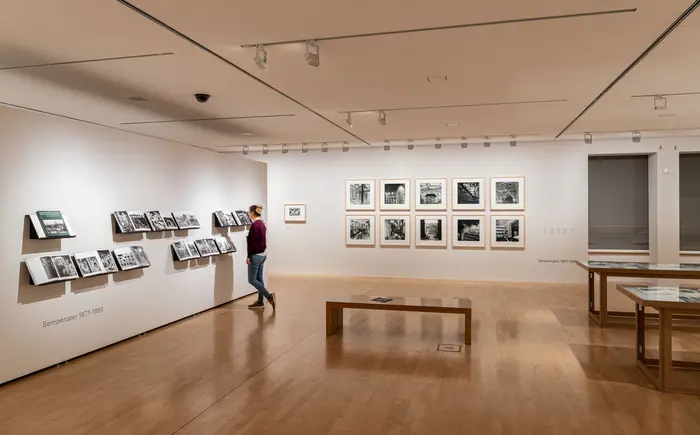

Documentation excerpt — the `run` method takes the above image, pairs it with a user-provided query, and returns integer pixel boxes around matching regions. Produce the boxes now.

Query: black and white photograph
[30,211,75,239]
[129,212,152,232]
[186,241,201,258]
[25,256,60,285]
[113,246,145,270]
[490,177,525,211]
[53,255,79,278]
[284,204,306,223]
[207,239,219,254]
[131,246,150,267]
[214,236,236,254]
[345,179,375,211]
[380,179,410,211]
[172,211,201,230]
[235,210,251,226]
[452,178,485,211]
[345,215,375,246]
[162,215,179,230]
[172,241,195,261]
[415,215,448,247]
[98,250,119,273]
[195,239,217,257]
[380,215,410,247]
[73,251,106,277]
[214,210,237,227]
[146,210,168,231]
[114,210,135,233]
[40,256,59,280]
[415,179,447,210]
[491,215,525,249]
[452,215,486,248]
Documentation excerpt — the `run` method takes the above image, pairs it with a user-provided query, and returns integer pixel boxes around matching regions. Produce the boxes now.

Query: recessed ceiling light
[427,75,448,83]
[446,123,460,127]
[241,132,253,136]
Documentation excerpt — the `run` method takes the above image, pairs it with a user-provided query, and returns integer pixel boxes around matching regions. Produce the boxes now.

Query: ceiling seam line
[339,99,568,114]
[240,8,637,47]
[115,0,371,146]
[554,0,700,140]
[0,52,175,71]
[120,114,297,125]
[0,101,213,152]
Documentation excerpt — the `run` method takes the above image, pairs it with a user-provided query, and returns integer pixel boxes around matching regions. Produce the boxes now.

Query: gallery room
[2,0,700,434]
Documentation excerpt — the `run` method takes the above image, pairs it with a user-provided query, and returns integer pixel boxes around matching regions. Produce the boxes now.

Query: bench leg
[326,306,343,336]
[464,311,472,345]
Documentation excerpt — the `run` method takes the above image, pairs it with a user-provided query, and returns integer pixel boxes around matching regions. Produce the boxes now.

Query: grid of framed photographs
[25,246,150,286]
[345,177,525,250]
[171,236,237,261]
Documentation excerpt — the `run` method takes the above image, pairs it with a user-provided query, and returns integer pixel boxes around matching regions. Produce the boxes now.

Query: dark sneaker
[248,302,264,310]
[268,293,277,311]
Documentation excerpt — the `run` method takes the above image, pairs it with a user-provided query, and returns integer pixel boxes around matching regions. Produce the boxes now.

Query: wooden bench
[326,295,472,344]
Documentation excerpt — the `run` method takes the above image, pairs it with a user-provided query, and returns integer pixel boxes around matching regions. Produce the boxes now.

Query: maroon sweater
[246,219,267,258]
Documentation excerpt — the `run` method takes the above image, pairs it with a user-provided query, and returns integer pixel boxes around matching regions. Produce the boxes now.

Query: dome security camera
[194,93,211,103]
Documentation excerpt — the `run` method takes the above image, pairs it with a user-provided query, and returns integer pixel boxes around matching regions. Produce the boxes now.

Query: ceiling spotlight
[484,137,491,147]
[435,138,442,149]
[654,95,667,111]
[305,40,320,67]
[342,141,349,152]
[510,136,517,147]
[460,137,468,148]
[262,144,269,154]
[302,143,309,153]
[345,112,353,127]
[242,145,249,155]
[282,144,288,154]
[384,140,390,151]
[378,110,387,126]
[632,131,642,143]
[584,132,593,144]
[407,139,415,150]
[254,45,268,71]
[322,142,329,152]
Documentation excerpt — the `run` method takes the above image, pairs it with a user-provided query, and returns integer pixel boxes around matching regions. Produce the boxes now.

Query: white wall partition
[0,106,266,384]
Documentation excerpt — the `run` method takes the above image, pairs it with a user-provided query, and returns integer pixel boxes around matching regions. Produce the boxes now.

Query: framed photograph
[172,211,201,230]
[490,177,525,211]
[380,179,410,211]
[491,215,525,249]
[214,210,237,227]
[145,210,168,231]
[214,236,237,254]
[452,215,486,249]
[172,241,196,261]
[98,249,119,273]
[415,179,447,211]
[346,180,375,211]
[113,246,150,271]
[195,239,219,257]
[452,178,485,211]
[162,215,179,230]
[25,254,80,285]
[345,215,375,246]
[284,204,306,223]
[379,215,410,247]
[415,215,448,247]
[73,250,107,277]
[234,210,252,226]
[29,211,75,239]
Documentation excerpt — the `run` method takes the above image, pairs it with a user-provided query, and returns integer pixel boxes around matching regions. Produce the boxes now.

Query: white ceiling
[0,0,699,152]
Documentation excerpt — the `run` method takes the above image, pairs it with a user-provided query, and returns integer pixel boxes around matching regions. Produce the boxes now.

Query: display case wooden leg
[658,309,673,392]
[464,311,472,345]
[599,274,608,326]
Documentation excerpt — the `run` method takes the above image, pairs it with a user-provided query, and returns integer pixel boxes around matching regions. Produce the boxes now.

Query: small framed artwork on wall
[346,215,376,246]
[490,177,525,211]
[491,215,525,249]
[452,215,486,249]
[415,215,448,247]
[379,215,410,247]
[346,180,375,211]
[415,179,447,211]
[284,204,307,223]
[452,178,485,211]
[380,179,410,211]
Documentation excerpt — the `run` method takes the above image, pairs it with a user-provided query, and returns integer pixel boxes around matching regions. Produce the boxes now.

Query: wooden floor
[1,276,700,435]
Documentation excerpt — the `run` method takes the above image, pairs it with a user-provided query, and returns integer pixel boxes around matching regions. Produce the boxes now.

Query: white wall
[261,143,590,283]
[0,106,266,384]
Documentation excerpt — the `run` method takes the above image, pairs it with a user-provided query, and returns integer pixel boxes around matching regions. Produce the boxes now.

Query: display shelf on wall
[171,236,236,262]
[213,210,247,228]
[28,211,76,240]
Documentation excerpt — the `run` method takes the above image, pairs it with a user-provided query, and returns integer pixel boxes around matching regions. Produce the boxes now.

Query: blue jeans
[248,254,270,303]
